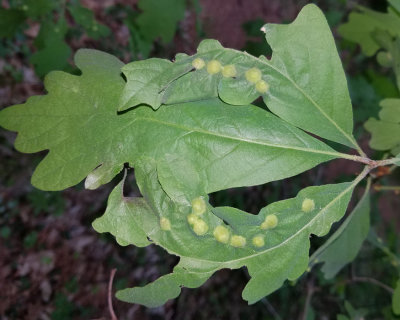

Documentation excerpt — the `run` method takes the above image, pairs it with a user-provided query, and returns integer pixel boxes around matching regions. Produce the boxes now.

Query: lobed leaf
[373,31,400,90]
[0,49,126,190]
[120,5,357,149]
[0,4,375,308]
[338,5,400,56]
[101,159,363,307]
[0,50,341,191]
[365,98,400,154]
[309,179,370,279]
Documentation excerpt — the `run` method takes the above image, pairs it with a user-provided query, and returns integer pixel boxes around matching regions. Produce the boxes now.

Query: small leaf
[338,6,400,56]
[30,19,71,77]
[116,267,212,308]
[92,176,155,247]
[119,58,192,111]
[309,179,370,278]
[68,1,110,39]
[30,38,71,77]
[85,162,122,190]
[136,0,185,43]
[365,99,400,153]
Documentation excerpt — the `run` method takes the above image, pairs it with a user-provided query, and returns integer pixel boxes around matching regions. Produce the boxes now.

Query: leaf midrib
[133,115,348,159]
[153,170,364,267]
[171,47,358,150]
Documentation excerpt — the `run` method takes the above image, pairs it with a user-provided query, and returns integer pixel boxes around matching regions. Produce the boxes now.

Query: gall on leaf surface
[0,50,341,191]
[0,4,373,308]
[96,158,361,307]
[120,4,357,150]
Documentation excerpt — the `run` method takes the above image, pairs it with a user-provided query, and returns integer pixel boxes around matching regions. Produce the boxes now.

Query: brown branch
[352,276,394,295]
[374,185,400,193]
[108,268,118,320]
[301,278,317,320]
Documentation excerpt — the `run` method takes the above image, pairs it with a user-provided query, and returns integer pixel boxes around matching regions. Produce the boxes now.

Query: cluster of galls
[191,58,270,94]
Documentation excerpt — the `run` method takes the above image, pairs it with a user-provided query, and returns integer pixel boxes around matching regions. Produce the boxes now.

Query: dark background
[1,0,399,319]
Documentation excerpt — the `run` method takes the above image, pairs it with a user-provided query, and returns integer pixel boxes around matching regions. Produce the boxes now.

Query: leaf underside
[309,180,370,279]
[99,160,357,307]
[120,4,356,149]
[0,4,366,307]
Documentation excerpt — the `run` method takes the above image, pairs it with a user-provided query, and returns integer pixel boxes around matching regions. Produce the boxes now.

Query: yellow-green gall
[207,60,222,74]
[222,64,237,78]
[255,80,269,94]
[261,214,278,230]
[187,213,199,225]
[245,67,262,83]
[193,219,209,236]
[252,235,265,247]
[301,198,315,213]
[230,235,246,248]
[192,58,205,70]
[160,217,171,231]
[213,225,230,243]
[191,197,207,215]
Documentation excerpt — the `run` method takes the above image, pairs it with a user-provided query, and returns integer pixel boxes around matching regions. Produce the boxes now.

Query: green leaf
[365,99,400,153]
[309,179,370,278]
[119,58,192,111]
[84,162,122,190]
[0,50,341,191]
[121,5,358,149]
[0,8,26,38]
[23,0,55,19]
[30,39,71,77]
[136,0,185,43]
[112,159,361,307]
[92,173,154,247]
[395,153,400,166]
[342,301,368,320]
[0,49,126,190]
[389,0,400,12]
[394,279,400,315]
[30,19,71,77]
[260,4,355,148]
[124,11,153,59]
[338,5,400,56]
[373,31,400,90]
[68,2,110,39]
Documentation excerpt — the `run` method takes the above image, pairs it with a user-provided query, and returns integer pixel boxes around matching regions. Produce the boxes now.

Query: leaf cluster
[1,3,399,310]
